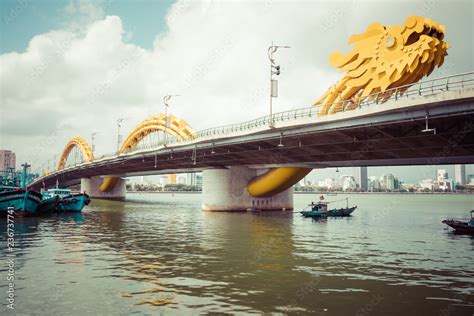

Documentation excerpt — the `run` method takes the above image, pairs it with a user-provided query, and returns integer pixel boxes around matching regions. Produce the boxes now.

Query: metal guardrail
[58,71,474,169]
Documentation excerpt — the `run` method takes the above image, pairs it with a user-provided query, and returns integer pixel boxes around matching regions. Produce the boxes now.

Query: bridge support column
[202,166,293,211]
[81,177,126,200]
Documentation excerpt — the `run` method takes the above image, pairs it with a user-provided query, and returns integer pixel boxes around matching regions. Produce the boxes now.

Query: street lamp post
[91,132,97,155]
[116,118,129,153]
[163,94,180,145]
[267,43,290,128]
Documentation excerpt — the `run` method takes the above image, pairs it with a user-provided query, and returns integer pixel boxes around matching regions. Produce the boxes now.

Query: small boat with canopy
[300,197,357,218]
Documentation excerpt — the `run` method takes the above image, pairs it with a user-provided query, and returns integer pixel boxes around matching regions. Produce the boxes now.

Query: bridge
[28,16,474,211]
[30,72,474,210]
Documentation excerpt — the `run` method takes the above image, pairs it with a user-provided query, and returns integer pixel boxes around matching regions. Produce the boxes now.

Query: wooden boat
[300,198,357,218]
[0,163,42,216]
[442,210,474,234]
[36,194,60,214]
[0,187,42,216]
[40,188,90,212]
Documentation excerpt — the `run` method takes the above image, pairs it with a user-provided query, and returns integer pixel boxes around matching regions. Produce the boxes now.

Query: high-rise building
[186,172,203,187]
[352,166,368,191]
[454,164,466,185]
[368,176,381,192]
[0,150,16,172]
[381,174,396,190]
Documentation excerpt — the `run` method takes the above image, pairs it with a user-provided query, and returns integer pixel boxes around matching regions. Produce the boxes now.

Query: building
[158,175,169,186]
[318,178,340,190]
[0,150,16,172]
[435,169,454,191]
[438,179,454,191]
[437,169,448,181]
[468,174,474,185]
[186,172,203,187]
[340,175,357,191]
[176,174,187,184]
[352,166,368,191]
[419,179,438,191]
[168,174,177,184]
[454,164,466,185]
[381,174,398,190]
[368,176,381,192]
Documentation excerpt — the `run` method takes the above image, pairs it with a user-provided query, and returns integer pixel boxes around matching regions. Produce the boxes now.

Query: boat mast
[20,162,30,189]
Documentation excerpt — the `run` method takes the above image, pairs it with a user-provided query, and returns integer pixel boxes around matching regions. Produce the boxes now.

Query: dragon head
[316,16,449,115]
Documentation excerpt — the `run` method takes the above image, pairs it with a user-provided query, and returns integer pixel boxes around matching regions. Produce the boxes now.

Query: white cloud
[0,0,472,171]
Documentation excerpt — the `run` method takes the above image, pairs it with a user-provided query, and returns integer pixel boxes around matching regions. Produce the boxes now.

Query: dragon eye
[386,35,395,47]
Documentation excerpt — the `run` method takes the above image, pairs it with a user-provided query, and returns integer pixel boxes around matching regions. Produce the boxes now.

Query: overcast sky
[0,0,473,183]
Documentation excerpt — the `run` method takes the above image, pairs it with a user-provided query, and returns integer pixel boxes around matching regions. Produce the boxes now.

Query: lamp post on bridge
[91,132,97,155]
[268,43,290,128]
[116,118,129,153]
[163,94,180,145]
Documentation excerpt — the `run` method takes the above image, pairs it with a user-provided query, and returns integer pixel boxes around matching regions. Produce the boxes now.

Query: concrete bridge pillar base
[81,177,126,200]
[202,166,293,211]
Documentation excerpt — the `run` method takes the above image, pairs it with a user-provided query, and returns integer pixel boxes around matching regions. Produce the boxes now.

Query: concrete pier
[81,176,126,199]
[202,166,293,211]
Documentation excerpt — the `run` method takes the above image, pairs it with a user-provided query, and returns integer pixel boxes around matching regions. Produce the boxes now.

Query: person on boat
[469,210,474,227]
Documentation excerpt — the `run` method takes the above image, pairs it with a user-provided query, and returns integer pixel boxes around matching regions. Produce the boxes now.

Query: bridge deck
[31,87,474,189]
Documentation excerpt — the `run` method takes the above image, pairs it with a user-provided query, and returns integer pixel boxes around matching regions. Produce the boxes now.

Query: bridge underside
[33,104,474,191]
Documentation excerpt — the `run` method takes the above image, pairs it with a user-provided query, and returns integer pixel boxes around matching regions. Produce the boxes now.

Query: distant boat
[300,198,357,218]
[40,188,90,213]
[442,210,474,234]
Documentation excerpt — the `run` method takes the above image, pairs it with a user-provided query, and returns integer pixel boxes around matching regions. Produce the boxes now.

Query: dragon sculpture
[316,16,449,115]
[247,16,449,197]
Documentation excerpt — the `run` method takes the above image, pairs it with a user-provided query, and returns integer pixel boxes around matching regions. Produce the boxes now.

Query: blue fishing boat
[0,163,42,216]
[41,188,90,212]
[301,198,357,218]
[442,210,474,234]
[36,194,60,214]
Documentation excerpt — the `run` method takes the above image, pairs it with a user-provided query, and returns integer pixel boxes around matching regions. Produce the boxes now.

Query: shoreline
[126,191,473,195]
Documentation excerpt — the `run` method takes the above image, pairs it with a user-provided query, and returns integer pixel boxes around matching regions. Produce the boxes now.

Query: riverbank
[294,191,473,195]
[126,191,473,195]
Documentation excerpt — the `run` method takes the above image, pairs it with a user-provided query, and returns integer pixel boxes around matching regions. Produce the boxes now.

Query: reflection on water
[1,193,473,315]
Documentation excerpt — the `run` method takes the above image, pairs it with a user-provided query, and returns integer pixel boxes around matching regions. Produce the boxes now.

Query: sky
[0,0,473,184]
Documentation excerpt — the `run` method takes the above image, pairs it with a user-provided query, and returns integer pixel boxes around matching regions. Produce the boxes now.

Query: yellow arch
[100,114,194,192]
[247,16,448,197]
[57,136,94,171]
[119,114,194,153]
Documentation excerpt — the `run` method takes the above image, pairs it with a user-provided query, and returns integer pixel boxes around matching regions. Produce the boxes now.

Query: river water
[1,193,473,315]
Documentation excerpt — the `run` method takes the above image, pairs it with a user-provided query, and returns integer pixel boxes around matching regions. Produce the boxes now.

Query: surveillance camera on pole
[268,43,290,128]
